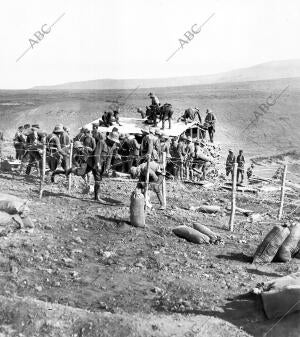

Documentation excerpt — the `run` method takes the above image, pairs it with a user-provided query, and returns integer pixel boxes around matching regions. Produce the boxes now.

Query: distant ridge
[32,59,300,90]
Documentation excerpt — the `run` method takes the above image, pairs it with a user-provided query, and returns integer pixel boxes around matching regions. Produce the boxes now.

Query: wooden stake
[68,142,73,193]
[144,155,151,208]
[229,163,238,231]
[278,164,288,220]
[39,143,46,199]
[162,152,167,208]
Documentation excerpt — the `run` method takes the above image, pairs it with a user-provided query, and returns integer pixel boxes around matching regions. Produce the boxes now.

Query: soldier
[177,134,187,179]
[93,131,120,201]
[13,126,26,160]
[46,125,65,173]
[92,122,102,144]
[204,109,216,143]
[60,124,70,149]
[226,149,235,180]
[130,161,165,210]
[74,127,86,142]
[118,134,130,172]
[113,107,122,126]
[148,93,160,127]
[82,128,96,154]
[178,108,201,125]
[140,128,154,162]
[247,163,254,181]
[23,125,44,176]
[236,149,245,184]
[185,136,195,180]
[128,135,141,170]
[101,110,114,127]
[169,136,179,178]
[193,140,209,181]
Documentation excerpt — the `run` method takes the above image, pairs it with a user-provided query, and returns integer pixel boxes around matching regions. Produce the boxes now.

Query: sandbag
[277,223,300,262]
[189,205,221,214]
[192,223,218,240]
[130,189,145,228]
[260,271,300,319]
[0,193,29,215]
[173,225,210,244]
[0,211,13,225]
[253,225,290,264]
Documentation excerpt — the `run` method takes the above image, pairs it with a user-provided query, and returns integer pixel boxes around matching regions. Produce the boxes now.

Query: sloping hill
[32,60,300,90]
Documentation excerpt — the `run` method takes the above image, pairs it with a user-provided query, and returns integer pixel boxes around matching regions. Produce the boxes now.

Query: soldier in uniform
[128,135,141,170]
[185,136,195,180]
[92,122,102,144]
[204,109,216,143]
[140,128,154,162]
[226,149,236,180]
[13,126,26,160]
[237,149,245,184]
[82,128,96,154]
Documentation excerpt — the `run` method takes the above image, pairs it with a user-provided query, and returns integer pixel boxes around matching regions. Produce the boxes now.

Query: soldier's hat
[112,127,119,133]
[107,131,120,144]
[180,134,187,140]
[32,124,40,129]
[228,149,233,153]
[53,124,64,133]
[24,124,31,129]
[119,133,125,140]
[18,125,24,130]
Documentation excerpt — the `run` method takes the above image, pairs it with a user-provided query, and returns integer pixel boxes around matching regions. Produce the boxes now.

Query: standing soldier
[60,124,70,149]
[92,122,102,144]
[93,131,120,201]
[113,107,122,126]
[247,163,255,181]
[128,135,140,170]
[226,149,236,180]
[185,136,195,180]
[118,134,130,172]
[13,126,26,160]
[236,150,245,184]
[24,125,44,176]
[82,128,96,154]
[193,140,210,181]
[204,109,216,143]
[177,134,187,179]
[46,125,66,174]
[140,128,154,162]
[169,137,179,178]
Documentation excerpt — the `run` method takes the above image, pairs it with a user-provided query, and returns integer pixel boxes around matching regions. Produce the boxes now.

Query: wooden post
[229,163,238,231]
[278,164,287,220]
[68,142,73,193]
[144,155,151,208]
[39,143,46,199]
[162,152,167,208]
[197,128,200,140]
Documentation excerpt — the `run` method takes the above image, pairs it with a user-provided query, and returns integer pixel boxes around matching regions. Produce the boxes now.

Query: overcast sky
[1,0,300,89]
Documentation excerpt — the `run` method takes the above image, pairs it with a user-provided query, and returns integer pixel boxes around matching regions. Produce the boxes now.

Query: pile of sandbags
[253,223,300,264]
[172,223,221,244]
[0,193,33,235]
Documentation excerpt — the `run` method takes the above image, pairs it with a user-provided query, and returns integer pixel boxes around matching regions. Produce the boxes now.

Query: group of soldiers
[136,93,217,143]
[225,149,254,184]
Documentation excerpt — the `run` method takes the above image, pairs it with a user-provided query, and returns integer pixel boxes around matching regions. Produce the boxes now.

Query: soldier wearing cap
[92,131,121,201]
[45,125,65,173]
[130,161,165,210]
[13,126,26,160]
[204,109,216,143]
[147,93,160,127]
[102,110,114,127]
[59,124,70,149]
[226,149,235,179]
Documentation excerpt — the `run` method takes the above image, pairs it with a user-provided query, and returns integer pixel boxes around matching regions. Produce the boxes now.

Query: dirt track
[0,170,299,336]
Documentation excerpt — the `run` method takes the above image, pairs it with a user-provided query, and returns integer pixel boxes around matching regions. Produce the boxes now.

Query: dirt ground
[0,168,299,336]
